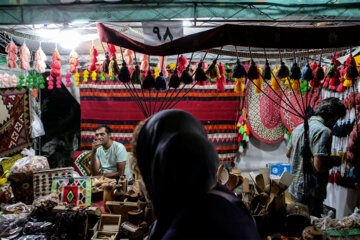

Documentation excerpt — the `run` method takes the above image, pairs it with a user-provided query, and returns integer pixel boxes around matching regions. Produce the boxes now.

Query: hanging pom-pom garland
[11,74,17,87]
[56,76,61,88]
[177,55,188,75]
[344,55,359,87]
[39,76,45,89]
[48,75,54,90]
[17,75,25,88]
[19,43,31,71]
[3,73,10,88]
[131,64,141,84]
[83,70,89,82]
[180,65,193,84]
[65,73,71,87]
[263,60,272,81]
[69,49,79,74]
[100,72,106,82]
[142,69,155,90]
[206,60,220,79]
[91,71,97,81]
[232,59,247,79]
[169,69,180,89]
[74,72,80,86]
[215,62,226,91]
[101,52,110,74]
[118,61,131,83]
[35,47,47,73]
[51,48,61,77]
[26,75,33,89]
[108,57,119,80]
[194,60,208,82]
[5,41,18,69]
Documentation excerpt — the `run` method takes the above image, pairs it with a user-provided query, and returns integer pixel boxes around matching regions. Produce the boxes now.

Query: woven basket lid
[245,81,285,144]
[280,89,306,133]
[286,202,310,219]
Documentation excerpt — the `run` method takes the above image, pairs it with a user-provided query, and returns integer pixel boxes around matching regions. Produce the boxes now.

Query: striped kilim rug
[80,81,241,163]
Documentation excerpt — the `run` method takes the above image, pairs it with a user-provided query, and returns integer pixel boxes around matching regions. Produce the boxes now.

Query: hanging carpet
[245,81,285,144]
[80,82,241,163]
[0,89,31,157]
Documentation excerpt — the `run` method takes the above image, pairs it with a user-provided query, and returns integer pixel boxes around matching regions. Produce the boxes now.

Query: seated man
[91,124,130,179]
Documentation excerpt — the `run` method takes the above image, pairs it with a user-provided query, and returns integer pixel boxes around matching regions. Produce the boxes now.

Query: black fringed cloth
[97,23,360,55]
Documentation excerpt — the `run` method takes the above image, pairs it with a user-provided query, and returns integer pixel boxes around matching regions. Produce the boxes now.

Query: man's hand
[92,139,101,153]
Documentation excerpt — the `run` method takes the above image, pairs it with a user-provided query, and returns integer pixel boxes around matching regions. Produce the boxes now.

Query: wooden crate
[91,231,119,240]
[106,201,138,221]
[33,167,73,198]
[94,214,122,232]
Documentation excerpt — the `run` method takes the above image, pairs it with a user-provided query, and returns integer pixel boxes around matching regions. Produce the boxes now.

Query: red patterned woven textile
[0,89,32,157]
[80,82,241,163]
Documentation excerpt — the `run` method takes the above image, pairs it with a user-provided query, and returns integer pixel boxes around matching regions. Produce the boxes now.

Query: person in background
[134,109,260,240]
[91,124,130,179]
[286,97,346,217]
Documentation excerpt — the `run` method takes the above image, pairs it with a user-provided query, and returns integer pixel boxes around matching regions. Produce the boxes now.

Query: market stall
[1,1,360,239]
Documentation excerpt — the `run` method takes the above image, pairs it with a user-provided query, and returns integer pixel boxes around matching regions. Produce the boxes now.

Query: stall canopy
[0,0,360,25]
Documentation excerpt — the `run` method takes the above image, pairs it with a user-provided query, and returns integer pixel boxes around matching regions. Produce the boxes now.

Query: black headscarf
[135,109,219,221]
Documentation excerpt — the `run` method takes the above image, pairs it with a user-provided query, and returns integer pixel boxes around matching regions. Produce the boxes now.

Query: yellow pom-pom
[291,79,300,91]
[91,71,97,81]
[234,77,244,93]
[253,76,263,94]
[154,66,159,79]
[343,78,352,87]
[169,63,176,71]
[83,70,89,82]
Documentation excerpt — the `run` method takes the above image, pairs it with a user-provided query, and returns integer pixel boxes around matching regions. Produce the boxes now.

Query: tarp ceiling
[0,0,360,24]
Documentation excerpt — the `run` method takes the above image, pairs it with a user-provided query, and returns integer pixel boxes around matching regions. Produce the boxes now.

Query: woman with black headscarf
[134,109,260,240]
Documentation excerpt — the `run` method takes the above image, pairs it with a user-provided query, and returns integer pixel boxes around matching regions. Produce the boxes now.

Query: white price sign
[142,21,184,46]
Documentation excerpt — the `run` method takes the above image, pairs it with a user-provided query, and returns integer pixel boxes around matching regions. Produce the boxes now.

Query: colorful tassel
[215,62,226,91]
[326,61,335,79]
[124,49,134,65]
[140,54,149,72]
[232,59,247,79]
[39,76,45,89]
[101,52,110,73]
[91,71,97,81]
[290,62,301,80]
[142,69,155,90]
[83,70,89,82]
[11,74,17,87]
[118,61,131,83]
[17,75,25,89]
[180,65,193,84]
[276,61,290,79]
[74,72,80,86]
[56,76,61,88]
[169,69,180,89]
[100,72,106,82]
[19,43,30,71]
[3,73,10,88]
[109,57,119,80]
[155,71,167,91]
[234,77,244,93]
[177,55,188,75]
[291,79,300,92]
[131,65,141,84]
[262,60,272,81]
[88,46,98,72]
[301,63,314,81]
[48,75,54,90]
[108,44,117,60]
[65,73,71,87]
[5,41,18,69]
[26,75,33,88]
[205,60,220,79]
[69,49,79,74]
[271,66,281,91]
[247,60,259,80]
[195,60,208,82]
[51,49,61,77]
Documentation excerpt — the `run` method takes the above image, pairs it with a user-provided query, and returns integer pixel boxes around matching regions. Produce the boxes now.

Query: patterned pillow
[73,151,92,176]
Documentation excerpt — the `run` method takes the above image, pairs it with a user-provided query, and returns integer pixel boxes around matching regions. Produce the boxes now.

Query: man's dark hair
[96,124,112,134]
[314,97,346,120]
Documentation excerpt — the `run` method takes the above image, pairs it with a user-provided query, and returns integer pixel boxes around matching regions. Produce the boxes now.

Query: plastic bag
[10,149,49,175]
[3,202,32,214]
[30,107,45,139]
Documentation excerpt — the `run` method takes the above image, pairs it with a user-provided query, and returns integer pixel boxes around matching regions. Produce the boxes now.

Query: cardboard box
[266,163,291,179]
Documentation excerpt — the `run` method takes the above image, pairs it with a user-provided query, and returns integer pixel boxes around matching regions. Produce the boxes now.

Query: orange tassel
[234,77,244,93]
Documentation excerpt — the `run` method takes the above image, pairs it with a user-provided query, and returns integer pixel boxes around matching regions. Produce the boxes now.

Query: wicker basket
[33,167,73,199]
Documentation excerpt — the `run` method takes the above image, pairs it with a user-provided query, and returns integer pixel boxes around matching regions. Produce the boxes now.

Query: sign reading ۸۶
[142,21,184,46]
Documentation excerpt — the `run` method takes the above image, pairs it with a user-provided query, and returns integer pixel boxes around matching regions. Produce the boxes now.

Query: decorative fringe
[232,59,247,79]
[195,60,208,82]
[169,69,180,89]
[177,55,188,75]
[263,60,272,81]
[301,63,314,81]
[19,43,31,71]
[155,71,167,91]
[5,41,18,69]
[131,65,141,84]
[88,46,98,72]
[142,69,155,90]
[109,57,119,80]
[118,61,131,83]
[180,65,193,84]
[234,77,244,93]
[215,62,226,91]
[69,50,79,74]
[247,60,259,80]
[276,61,290,79]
